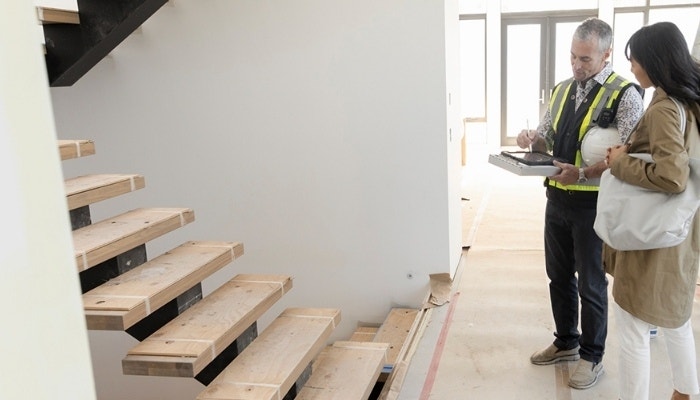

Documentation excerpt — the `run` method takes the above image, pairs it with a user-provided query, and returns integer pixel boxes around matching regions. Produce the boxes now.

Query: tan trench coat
[603,87,700,329]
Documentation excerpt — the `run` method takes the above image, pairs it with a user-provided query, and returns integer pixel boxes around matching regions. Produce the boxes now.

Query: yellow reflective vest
[547,73,636,191]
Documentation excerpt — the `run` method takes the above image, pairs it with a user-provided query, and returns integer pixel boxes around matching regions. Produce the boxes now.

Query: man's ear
[603,48,612,61]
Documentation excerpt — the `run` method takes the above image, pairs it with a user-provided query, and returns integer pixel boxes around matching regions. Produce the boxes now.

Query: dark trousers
[544,193,608,364]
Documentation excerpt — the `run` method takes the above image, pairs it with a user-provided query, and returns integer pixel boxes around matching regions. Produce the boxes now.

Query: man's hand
[516,129,538,149]
[549,160,580,186]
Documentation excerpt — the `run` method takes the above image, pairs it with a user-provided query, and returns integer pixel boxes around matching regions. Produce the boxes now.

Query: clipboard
[488,151,562,176]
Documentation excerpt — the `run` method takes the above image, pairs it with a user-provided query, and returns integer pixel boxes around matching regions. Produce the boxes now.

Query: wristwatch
[578,168,588,183]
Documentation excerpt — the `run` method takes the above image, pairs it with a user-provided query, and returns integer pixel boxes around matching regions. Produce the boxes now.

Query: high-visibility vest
[547,73,636,191]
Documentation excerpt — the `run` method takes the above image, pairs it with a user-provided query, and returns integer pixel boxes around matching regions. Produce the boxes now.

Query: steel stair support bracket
[43,0,168,87]
[125,283,205,341]
[194,323,259,386]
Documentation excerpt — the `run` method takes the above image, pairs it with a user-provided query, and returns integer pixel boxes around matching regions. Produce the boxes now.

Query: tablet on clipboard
[487,151,562,176]
[500,151,559,166]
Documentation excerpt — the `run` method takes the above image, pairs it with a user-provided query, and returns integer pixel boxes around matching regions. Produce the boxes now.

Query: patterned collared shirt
[537,62,645,146]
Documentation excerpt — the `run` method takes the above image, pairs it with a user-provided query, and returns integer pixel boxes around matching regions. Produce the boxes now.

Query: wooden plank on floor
[295,341,389,400]
[196,308,341,400]
[65,173,146,210]
[84,241,244,330]
[59,139,95,160]
[72,207,195,272]
[122,274,293,377]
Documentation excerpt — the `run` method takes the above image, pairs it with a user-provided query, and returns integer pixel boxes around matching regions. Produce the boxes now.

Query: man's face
[570,37,610,83]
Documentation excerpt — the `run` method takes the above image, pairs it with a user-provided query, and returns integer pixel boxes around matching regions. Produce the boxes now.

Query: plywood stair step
[36,6,80,24]
[350,326,379,342]
[122,274,293,378]
[375,308,426,400]
[197,308,341,400]
[66,173,146,210]
[59,139,95,160]
[295,341,389,400]
[72,207,195,272]
[83,241,244,331]
[374,308,420,376]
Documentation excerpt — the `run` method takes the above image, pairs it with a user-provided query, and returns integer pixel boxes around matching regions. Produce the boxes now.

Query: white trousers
[615,303,699,400]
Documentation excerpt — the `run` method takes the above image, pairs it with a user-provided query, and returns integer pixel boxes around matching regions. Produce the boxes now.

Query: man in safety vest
[516,17,644,390]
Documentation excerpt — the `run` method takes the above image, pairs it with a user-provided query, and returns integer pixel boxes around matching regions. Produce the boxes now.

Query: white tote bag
[594,98,700,251]
[594,156,700,250]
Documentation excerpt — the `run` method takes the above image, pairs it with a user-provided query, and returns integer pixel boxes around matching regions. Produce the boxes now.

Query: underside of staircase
[41,0,168,87]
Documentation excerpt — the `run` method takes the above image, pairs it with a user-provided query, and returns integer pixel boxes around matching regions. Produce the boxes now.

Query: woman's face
[630,57,653,88]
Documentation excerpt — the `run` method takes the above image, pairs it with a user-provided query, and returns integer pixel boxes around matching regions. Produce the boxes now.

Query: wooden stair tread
[65,173,146,210]
[72,207,195,272]
[349,326,379,342]
[83,241,244,330]
[196,308,341,400]
[295,341,389,400]
[122,274,293,377]
[59,139,95,160]
[36,6,80,24]
[374,308,420,368]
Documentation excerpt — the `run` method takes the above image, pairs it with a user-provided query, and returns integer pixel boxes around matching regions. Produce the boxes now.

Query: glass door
[500,15,593,146]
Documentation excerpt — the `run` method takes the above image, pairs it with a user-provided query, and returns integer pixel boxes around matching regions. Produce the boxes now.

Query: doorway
[500,14,594,146]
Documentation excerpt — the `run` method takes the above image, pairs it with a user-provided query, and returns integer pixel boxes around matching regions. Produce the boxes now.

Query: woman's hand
[606,144,629,167]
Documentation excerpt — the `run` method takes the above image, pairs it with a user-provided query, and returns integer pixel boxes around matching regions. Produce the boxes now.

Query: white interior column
[0,3,96,399]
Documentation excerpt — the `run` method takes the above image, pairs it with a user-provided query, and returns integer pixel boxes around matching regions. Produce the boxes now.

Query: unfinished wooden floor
[397,142,700,400]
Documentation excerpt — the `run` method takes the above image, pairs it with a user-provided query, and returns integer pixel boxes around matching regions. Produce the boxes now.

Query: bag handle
[669,96,687,134]
[629,97,689,164]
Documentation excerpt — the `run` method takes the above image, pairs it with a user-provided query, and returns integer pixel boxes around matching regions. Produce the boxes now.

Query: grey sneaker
[530,343,580,365]
[568,359,604,389]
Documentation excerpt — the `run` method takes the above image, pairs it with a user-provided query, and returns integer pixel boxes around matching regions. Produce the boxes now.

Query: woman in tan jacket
[605,22,700,400]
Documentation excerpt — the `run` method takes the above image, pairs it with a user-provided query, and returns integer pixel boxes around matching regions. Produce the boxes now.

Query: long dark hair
[625,21,700,104]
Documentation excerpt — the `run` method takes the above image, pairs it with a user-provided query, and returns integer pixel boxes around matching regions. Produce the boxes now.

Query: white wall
[445,0,464,273]
[50,1,461,398]
[1,2,95,399]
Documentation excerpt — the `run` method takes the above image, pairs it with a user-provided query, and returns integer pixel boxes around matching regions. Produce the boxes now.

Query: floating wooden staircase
[44,1,426,396]
[59,139,422,399]
[47,7,422,398]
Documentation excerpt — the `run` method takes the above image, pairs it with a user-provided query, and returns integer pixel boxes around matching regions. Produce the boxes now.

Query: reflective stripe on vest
[547,73,633,191]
